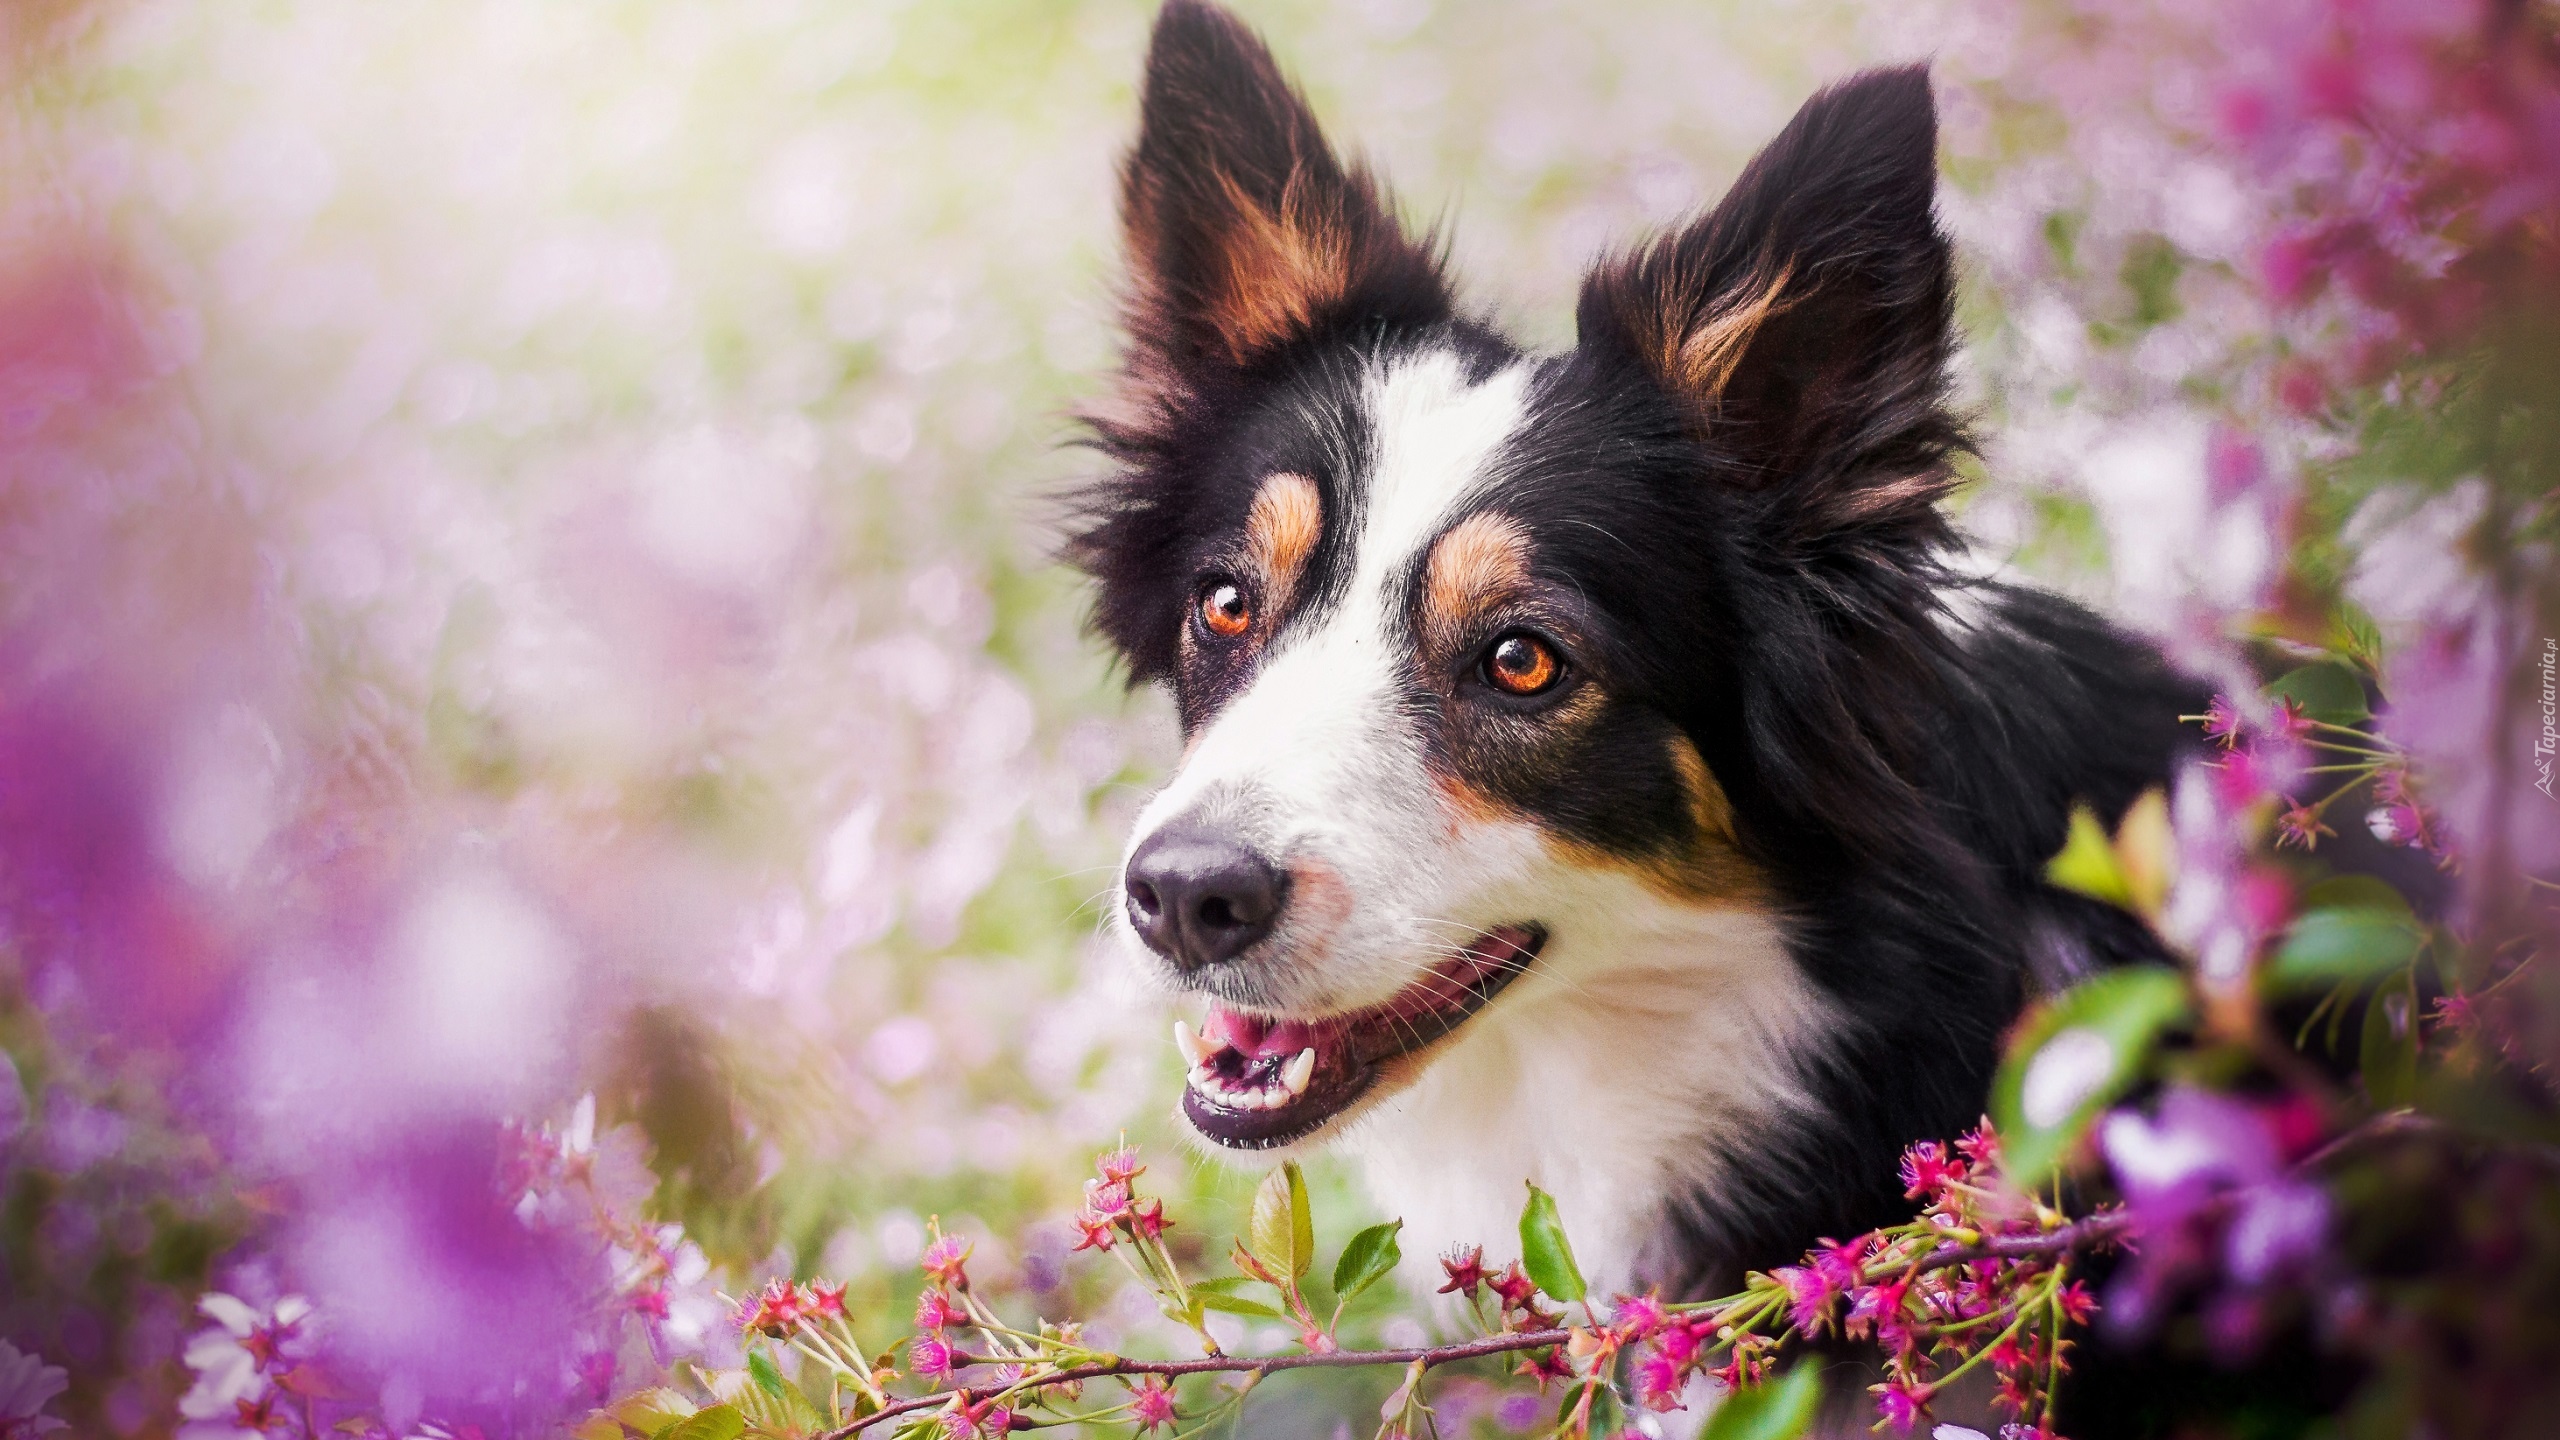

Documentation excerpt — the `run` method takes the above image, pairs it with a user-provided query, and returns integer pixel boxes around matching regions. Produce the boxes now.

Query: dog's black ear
[1577,65,1961,560]
[1117,0,1447,375]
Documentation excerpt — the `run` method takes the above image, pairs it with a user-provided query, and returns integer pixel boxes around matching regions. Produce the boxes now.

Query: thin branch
[1905,1208,2134,1276]
[820,1329,1575,1437]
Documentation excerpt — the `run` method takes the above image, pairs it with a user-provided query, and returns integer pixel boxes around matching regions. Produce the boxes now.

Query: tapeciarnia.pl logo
[2538,636,2557,800]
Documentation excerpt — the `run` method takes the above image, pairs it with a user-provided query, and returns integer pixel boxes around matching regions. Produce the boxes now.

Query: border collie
[1071,0,2198,1296]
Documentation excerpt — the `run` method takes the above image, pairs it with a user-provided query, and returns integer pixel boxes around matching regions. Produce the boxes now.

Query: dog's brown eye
[1482,632,1562,696]
[1196,579,1252,641]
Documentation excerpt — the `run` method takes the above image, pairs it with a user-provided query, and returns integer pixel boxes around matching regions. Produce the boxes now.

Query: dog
[1070,0,2199,1297]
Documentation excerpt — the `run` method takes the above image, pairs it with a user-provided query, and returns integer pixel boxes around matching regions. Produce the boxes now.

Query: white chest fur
[1341,895,1825,1296]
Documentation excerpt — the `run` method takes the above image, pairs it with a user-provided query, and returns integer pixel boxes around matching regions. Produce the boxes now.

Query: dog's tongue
[1202,1007,1333,1060]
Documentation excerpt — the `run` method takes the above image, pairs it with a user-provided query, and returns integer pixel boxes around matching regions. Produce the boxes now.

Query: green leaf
[611,1389,697,1438]
[728,1351,824,1439]
[2361,971,2419,1107]
[2298,875,2415,916]
[2267,907,2423,992]
[1332,1220,1404,1306]
[1195,1291,1285,1319]
[1248,1161,1315,1281]
[1518,1182,1586,1304]
[2044,804,2132,909]
[1990,966,2192,1183]
[653,1406,746,1440]
[2266,662,2371,725]
[1189,1275,1257,1295]
[1701,1362,1824,1440]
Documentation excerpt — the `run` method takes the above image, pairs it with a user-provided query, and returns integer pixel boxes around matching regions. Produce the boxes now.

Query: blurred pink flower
[0,1340,68,1440]
[178,1295,311,1440]
[2098,1087,2331,1341]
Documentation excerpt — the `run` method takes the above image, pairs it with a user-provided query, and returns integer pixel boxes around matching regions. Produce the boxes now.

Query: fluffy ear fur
[1114,0,1447,381]
[1577,65,1963,572]
[1578,67,1972,872]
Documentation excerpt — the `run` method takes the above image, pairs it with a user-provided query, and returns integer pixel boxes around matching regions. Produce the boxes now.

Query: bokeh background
[3,0,2550,1437]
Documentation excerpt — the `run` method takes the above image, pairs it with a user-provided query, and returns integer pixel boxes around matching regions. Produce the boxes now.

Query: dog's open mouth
[1171,924,1545,1150]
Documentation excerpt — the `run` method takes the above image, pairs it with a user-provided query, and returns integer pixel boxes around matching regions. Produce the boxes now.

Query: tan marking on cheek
[1421,511,1533,656]
[1629,735,1762,902]
[1431,770,1512,837]
[1245,471,1322,617]
[1445,730,1765,905]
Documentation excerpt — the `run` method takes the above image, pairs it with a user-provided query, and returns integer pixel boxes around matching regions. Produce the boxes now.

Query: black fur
[1069,2,2207,1293]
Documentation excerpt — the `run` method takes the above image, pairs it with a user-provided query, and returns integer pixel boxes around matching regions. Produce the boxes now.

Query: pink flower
[1845,1278,1913,1349]
[2055,1280,2100,1327]
[1130,1196,1170,1241]
[2204,427,2268,507]
[916,1290,967,1332]
[1082,1179,1131,1219]
[909,1335,956,1383]
[1437,1246,1488,1298]
[1815,1236,1869,1292]
[0,1341,67,1439]
[1772,1265,1837,1333]
[1611,1293,1670,1339]
[921,1233,974,1288]
[2274,803,2334,850]
[1874,1377,1929,1433]
[1901,1140,1965,1200]
[1096,1145,1145,1185]
[2365,801,2427,848]
[1634,1351,1687,1412]
[805,1281,847,1321]
[1130,1376,1178,1433]
[2265,698,2315,744]
[1489,1262,1538,1312]
[1956,1122,2000,1172]
[1653,1319,1704,1365]
[1069,1210,1115,1253]
[2201,695,2245,746]
[946,1398,1012,1438]
[231,1392,287,1435]
[742,1278,803,1335]
[1513,1347,1572,1393]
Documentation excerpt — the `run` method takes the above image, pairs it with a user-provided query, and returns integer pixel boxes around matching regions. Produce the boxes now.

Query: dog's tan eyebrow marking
[1245,470,1322,614]
[1419,510,1533,652]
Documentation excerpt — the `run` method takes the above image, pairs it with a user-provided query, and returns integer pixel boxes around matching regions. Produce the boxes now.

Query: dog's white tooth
[1281,1048,1315,1097]
[1174,1020,1218,1068]
[1187,1063,1216,1092]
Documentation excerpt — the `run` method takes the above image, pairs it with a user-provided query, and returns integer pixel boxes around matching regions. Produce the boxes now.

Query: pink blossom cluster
[1066,1146,1169,1253]
[1611,1125,2111,1437]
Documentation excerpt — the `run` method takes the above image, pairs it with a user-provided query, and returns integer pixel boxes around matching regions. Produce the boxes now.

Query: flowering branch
[698,1127,2145,1440]
[818,1328,1579,1438]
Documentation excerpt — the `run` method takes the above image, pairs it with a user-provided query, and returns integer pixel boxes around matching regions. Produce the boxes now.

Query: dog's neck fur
[1341,880,1820,1295]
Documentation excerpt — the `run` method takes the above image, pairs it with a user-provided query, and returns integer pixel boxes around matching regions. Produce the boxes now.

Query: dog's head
[1072,0,1964,1152]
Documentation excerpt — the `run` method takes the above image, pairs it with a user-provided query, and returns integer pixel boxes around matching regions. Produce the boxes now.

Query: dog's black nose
[1123,822,1285,972]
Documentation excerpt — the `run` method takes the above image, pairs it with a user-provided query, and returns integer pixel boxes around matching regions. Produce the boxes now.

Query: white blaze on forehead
[1134,348,1534,837]
[1350,349,1534,600]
